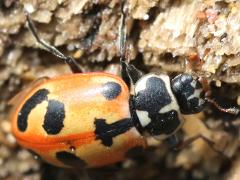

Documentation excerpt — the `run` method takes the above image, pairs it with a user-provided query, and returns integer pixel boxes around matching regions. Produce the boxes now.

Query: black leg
[119,2,142,86]
[25,12,82,74]
[173,134,224,155]
[165,134,180,148]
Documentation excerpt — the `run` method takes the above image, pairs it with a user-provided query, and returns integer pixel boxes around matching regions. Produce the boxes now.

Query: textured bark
[0,0,240,179]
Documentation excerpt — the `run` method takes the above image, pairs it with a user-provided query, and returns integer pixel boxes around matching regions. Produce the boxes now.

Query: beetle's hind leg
[167,133,225,156]
[119,2,143,87]
[25,12,82,74]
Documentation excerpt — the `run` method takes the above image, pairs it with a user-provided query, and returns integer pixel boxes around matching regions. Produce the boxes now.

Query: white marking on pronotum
[136,110,151,127]
[135,73,170,94]
[157,74,179,114]
[159,102,179,114]
[135,75,152,93]
[135,73,180,114]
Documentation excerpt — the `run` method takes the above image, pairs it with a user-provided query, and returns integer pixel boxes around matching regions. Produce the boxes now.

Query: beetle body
[10,71,205,168]
[10,73,146,168]
[10,9,212,169]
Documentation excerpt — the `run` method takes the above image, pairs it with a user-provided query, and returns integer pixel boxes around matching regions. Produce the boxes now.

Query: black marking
[145,110,180,135]
[43,100,65,135]
[101,82,122,100]
[171,74,205,114]
[17,89,49,132]
[56,151,86,168]
[134,76,181,136]
[135,77,172,114]
[129,95,144,133]
[94,118,133,147]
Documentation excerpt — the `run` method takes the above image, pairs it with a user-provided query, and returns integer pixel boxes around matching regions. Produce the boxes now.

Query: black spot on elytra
[94,118,133,147]
[101,82,121,100]
[56,151,86,168]
[43,100,65,135]
[17,89,49,132]
[134,77,181,136]
[171,74,205,114]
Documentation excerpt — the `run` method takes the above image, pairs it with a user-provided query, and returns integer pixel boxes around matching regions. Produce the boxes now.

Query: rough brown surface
[1,0,240,179]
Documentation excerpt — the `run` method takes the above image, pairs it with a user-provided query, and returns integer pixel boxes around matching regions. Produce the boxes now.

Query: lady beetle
[10,5,239,168]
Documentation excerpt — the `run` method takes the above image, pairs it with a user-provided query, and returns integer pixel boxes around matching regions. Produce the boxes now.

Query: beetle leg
[119,2,142,86]
[172,134,225,155]
[165,134,180,148]
[25,12,82,74]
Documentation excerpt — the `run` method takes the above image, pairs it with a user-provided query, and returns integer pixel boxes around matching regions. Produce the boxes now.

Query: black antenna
[25,11,82,73]
[118,2,143,85]
[205,97,240,115]
[118,1,131,86]
[119,1,127,63]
